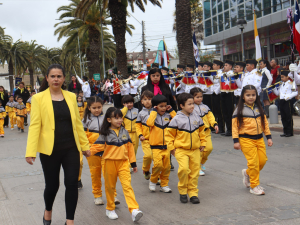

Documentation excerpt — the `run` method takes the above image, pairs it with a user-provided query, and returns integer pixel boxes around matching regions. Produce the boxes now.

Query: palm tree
[75,0,162,77]
[175,0,194,65]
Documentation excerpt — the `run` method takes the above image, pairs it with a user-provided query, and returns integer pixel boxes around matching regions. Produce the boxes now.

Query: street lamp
[237,19,247,61]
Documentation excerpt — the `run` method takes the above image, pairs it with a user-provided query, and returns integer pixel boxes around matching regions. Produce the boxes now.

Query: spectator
[14,82,30,126]
[270,58,280,84]
[68,75,82,94]
[0,86,9,127]
[13,84,18,96]
[90,81,97,96]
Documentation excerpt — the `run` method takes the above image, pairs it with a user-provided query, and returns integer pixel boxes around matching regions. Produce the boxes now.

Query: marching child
[26,90,36,114]
[0,101,5,137]
[165,93,206,204]
[90,107,143,222]
[14,96,27,132]
[77,95,85,120]
[136,90,154,180]
[5,95,16,130]
[147,94,176,193]
[190,88,219,176]
[273,70,298,137]
[232,85,273,195]
[82,96,119,205]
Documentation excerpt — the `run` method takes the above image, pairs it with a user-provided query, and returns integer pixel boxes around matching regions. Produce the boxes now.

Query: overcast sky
[0,0,177,55]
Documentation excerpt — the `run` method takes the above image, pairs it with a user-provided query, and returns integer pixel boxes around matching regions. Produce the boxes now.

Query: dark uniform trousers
[280,99,293,135]
[212,93,224,132]
[221,92,235,132]
[203,94,213,111]
[113,94,122,108]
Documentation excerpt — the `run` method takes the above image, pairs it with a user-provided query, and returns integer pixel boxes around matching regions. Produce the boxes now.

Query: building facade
[203,0,297,65]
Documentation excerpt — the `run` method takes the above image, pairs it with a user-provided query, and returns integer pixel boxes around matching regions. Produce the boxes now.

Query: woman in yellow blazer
[25,64,90,225]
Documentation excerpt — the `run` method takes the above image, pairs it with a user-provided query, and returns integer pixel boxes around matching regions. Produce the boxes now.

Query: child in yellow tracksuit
[14,96,27,132]
[77,95,85,120]
[147,94,176,193]
[166,93,207,204]
[26,90,36,115]
[5,95,16,130]
[121,95,139,155]
[190,87,219,176]
[0,101,5,137]
[90,107,143,222]
[232,85,273,196]
[136,90,154,180]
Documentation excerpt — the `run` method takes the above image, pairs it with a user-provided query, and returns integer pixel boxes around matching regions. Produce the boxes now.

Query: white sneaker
[250,186,265,195]
[11,128,14,130]
[149,181,156,192]
[242,169,250,188]
[199,170,205,176]
[114,197,120,205]
[201,164,206,171]
[94,197,104,205]
[106,210,118,220]
[160,186,172,193]
[131,209,143,222]
[108,102,112,105]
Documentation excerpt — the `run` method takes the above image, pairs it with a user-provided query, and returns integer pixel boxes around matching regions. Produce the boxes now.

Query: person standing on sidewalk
[14,82,30,126]
[25,64,90,225]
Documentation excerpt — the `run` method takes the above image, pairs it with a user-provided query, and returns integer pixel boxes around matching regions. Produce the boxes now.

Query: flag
[182,72,196,85]
[254,12,262,61]
[154,40,170,68]
[193,32,200,67]
[230,76,239,91]
[294,1,300,53]
[137,71,149,80]
[198,73,206,85]
[266,83,280,103]
[220,76,231,91]
[202,72,214,87]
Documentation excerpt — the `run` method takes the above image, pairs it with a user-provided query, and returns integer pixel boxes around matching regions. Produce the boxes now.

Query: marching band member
[176,64,186,97]
[113,74,122,108]
[184,64,196,93]
[234,61,246,104]
[242,59,263,95]
[202,62,213,110]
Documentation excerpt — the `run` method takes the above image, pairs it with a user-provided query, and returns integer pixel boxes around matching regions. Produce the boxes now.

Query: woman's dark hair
[141,90,154,100]
[40,64,66,92]
[259,59,272,71]
[190,87,203,97]
[83,96,104,123]
[0,85,5,92]
[145,68,172,96]
[177,93,193,110]
[122,95,134,104]
[100,107,123,136]
[237,85,265,129]
[151,94,168,107]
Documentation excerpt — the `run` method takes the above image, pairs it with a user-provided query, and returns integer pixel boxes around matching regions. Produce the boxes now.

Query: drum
[294,100,300,116]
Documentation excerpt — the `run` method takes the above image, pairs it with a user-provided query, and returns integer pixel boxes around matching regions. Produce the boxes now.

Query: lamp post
[237,19,247,61]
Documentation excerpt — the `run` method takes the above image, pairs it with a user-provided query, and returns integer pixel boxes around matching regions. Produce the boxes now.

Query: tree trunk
[88,26,101,79]
[86,48,94,79]
[109,0,128,78]
[8,60,14,93]
[29,68,34,87]
[176,0,194,66]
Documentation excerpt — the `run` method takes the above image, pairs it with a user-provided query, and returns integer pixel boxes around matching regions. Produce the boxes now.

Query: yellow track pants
[86,155,103,198]
[0,119,4,135]
[104,159,139,213]
[8,112,15,128]
[175,148,200,197]
[17,116,24,129]
[141,140,152,172]
[200,130,213,168]
[129,132,138,155]
[150,149,170,187]
[240,137,268,188]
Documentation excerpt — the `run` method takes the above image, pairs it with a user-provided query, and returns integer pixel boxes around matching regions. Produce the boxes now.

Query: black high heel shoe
[43,210,51,225]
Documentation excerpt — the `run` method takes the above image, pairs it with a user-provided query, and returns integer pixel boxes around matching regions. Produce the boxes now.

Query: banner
[15,77,22,86]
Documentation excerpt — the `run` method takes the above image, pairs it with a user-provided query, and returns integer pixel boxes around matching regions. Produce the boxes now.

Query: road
[0,108,299,225]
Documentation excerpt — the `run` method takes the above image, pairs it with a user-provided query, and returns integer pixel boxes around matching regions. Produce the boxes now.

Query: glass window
[237,0,244,4]
[231,7,238,27]
[238,4,244,19]
[254,0,262,18]
[213,16,218,34]
[212,0,217,15]
[291,0,295,6]
[245,1,253,21]
[282,0,290,9]
[273,0,282,12]
[205,19,212,37]
[204,0,211,20]
[224,11,230,29]
[218,0,223,13]
[218,14,224,32]
[230,0,237,8]
[224,0,229,10]
[263,0,271,16]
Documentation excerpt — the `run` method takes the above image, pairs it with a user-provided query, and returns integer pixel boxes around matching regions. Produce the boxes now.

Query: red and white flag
[293,1,300,53]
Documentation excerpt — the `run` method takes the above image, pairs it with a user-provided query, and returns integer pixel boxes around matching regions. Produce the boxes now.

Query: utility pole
[142,21,146,67]
[99,0,106,78]
[78,34,83,78]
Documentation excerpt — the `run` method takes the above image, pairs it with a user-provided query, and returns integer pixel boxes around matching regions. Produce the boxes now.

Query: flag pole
[288,7,295,63]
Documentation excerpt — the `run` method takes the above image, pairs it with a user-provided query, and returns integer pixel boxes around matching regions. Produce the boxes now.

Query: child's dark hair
[17,96,23,100]
[141,90,154,100]
[79,90,83,94]
[122,95,134,104]
[151,94,168,107]
[9,95,14,98]
[190,87,203,97]
[77,95,83,102]
[83,96,104,123]
[237,85,265,129]
[100,107,123,136]
[31,90,36,94]
[177,93,194,110]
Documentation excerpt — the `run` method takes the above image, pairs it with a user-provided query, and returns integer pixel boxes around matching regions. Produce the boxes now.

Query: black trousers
[113,94,122,108]
[280,99,293,135]
[212,94,225,132]
[221,92,235,132]
[40,146,80,220]
[203,94,213,111]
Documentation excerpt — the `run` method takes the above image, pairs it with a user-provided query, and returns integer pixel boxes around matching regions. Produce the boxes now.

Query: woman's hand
[267,139,273,147]
[26,157,36,165]
[133,167,138,173]
[139,136,145,141]
[234,143,241,150]
[170,149,176,156]
[82,150,91,157]
[200,146,205,152]
[214,125,219,134]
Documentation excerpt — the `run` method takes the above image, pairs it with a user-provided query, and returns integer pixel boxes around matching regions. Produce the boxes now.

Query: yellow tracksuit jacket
[26,97,32,113]
[14,103,27,129]
[78,102,85,120]
[232,104,272,188]
[90,126,139,213]
[146,108,176,186]
[0,106,5,135]
[5,101,16,128]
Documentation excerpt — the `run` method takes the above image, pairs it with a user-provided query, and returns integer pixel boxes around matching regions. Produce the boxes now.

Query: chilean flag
[204,76,214,87]
[220,76,231,91]
[230,76,239,91]
[294,1,300,53]
[268,83,281,103]
[137,71,149,80]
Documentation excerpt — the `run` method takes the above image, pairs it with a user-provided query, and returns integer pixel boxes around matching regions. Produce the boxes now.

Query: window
[145,53,148,58]
[224,0,229,10]
[291,0,295,6]
[254,0,262,18]
[282,0,290,9]
[245,1,253,21]
[213,16,218,34]
[204,0,211,20]
[218,0,223,13]
[273,0,282,13]
[129,54,133,59]
[230,0,237,8]
[212,0,217,15]
[237,0,244,4]
[263,0,271,16]
[205,19,212,37]
[238,4,244,19]
[218,14,224,32]
[231,7,238,27]
[224,11,230,29]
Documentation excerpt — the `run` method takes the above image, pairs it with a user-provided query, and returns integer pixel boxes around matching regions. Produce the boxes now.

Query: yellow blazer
[25,88,89,157]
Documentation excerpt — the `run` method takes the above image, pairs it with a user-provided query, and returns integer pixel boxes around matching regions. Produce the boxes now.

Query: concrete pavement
[0,108,299,225]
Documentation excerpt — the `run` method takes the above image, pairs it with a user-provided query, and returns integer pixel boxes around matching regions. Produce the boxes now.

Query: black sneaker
[180,194,188,203]
[78,180,83,189]
[24,123,28,126]
[21,129,24,133]
[190,196,200,204]
[18,128,20,131]
[170,162,174,171]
